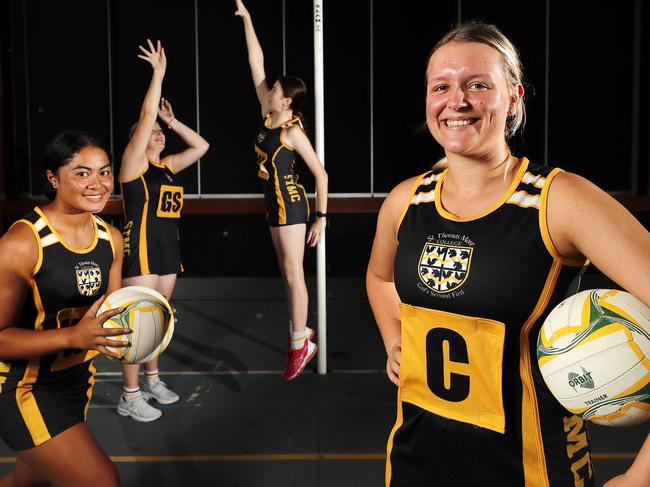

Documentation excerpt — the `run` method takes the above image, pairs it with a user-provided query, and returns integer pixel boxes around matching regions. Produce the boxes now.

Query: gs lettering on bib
[157,185,184,218]
[399,303,506,433]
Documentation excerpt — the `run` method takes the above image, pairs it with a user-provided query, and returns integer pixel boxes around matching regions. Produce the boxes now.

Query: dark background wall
[1,0,648,277]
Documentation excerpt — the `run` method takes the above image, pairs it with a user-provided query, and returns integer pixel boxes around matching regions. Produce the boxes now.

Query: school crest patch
[75,261,102,296]
[418,243,473,293]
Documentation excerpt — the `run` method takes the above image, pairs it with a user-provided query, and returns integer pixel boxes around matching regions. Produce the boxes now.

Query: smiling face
[146,122,166,153]
[47,146,114,213]
[426,41,521,158]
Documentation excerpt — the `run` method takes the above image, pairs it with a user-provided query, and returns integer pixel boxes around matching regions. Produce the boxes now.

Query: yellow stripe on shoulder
[521,171,546,189]
[40,234,59,248]
[411,189,436,205]
[93,216,112,246]
[419,172,441,187]
[506,190,540,209]
[92,215,107,230]
[33,218,46,232]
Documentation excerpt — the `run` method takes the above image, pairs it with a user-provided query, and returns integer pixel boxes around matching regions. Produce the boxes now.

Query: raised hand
[234,0,250,20]
[137,39,166,73]
[68,296,131,359]
[159,97,175,125]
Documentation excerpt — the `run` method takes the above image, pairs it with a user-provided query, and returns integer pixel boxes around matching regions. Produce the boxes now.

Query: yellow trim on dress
[34,207,99,255]
[385,387,403,487]
[16,376,50,446]
[16,278,50,444]
[539,169,589,267]
[119,163,150,184]
[139,175,150,274]
[84,361,97,419]
[519,260,563,487]
[396,173,428,243]
[94,215,115,256]
[11,214,44,276]
[271,146,288,225]
[435,157,530,222]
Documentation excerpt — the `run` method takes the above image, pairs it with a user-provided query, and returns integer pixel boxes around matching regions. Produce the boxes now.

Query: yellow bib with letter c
[399,303,506,433]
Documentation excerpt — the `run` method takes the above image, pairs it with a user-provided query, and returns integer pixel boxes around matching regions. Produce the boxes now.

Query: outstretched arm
[119,39,166,182]
[235,0,270,115]
[158,98,209,174]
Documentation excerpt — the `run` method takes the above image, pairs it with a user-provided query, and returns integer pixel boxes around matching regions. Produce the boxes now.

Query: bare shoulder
[107,224,123,247]
[283,124,307,145]
[547,170,648,263]
[382,176,422,215]
[548,171,630,224]
[376,175,423,236]
[0,221,39,277]
[548,171,607,202]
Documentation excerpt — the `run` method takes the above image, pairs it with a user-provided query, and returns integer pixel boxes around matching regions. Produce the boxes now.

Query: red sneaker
[282,339,318,382]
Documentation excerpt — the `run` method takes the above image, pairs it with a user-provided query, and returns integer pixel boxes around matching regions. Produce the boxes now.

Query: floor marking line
[591,453,638,460]
[93,369,385,378]
[0,453,637,463]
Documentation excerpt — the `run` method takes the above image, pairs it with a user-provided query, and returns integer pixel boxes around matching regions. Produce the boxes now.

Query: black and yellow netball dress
[254,114,309,226]
[0,208,115,450]
[389,158,592,486]
[121,161,183,277]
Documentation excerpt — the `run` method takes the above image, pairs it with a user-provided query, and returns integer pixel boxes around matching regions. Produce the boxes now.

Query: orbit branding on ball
[537,289,650,426]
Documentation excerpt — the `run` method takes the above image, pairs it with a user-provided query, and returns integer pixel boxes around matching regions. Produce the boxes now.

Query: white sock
[290,330,307,350]
[123,386,140,401]
[145,369,160,385]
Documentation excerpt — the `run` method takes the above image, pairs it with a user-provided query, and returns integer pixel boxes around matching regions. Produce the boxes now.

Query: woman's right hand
[68,296,131,359]
[386,342,401,386]
[234,0,250,21]
[158,97,175,126]
[137,39,166,73]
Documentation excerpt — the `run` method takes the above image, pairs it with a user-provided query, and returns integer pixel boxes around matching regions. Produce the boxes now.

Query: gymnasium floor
[0,277,646,486]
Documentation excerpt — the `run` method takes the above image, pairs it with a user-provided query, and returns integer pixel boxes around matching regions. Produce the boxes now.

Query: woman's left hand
[306,218,326,247]
[159,97,175,125]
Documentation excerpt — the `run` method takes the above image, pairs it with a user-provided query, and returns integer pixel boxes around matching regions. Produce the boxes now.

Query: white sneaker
[142,380,180,405]
[117,394,162,422]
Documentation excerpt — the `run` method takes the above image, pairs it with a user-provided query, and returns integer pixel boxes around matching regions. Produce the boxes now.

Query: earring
[52,183,57,190]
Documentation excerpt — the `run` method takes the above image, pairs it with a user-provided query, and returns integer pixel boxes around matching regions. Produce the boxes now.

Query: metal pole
[313,0,327,375]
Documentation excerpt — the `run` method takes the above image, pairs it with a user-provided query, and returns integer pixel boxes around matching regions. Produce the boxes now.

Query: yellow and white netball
[537,289,650,426]
[98,285,175,364]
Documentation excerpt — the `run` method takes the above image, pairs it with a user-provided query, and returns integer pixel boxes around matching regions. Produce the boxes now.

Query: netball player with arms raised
[117,40,209,422]
[235,0,329,381]
[366,21,650,487]
[0,131,129,486]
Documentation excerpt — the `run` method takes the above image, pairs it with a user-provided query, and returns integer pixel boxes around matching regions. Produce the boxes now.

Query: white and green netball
[537,289,650,426]
[98,285,175,364]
